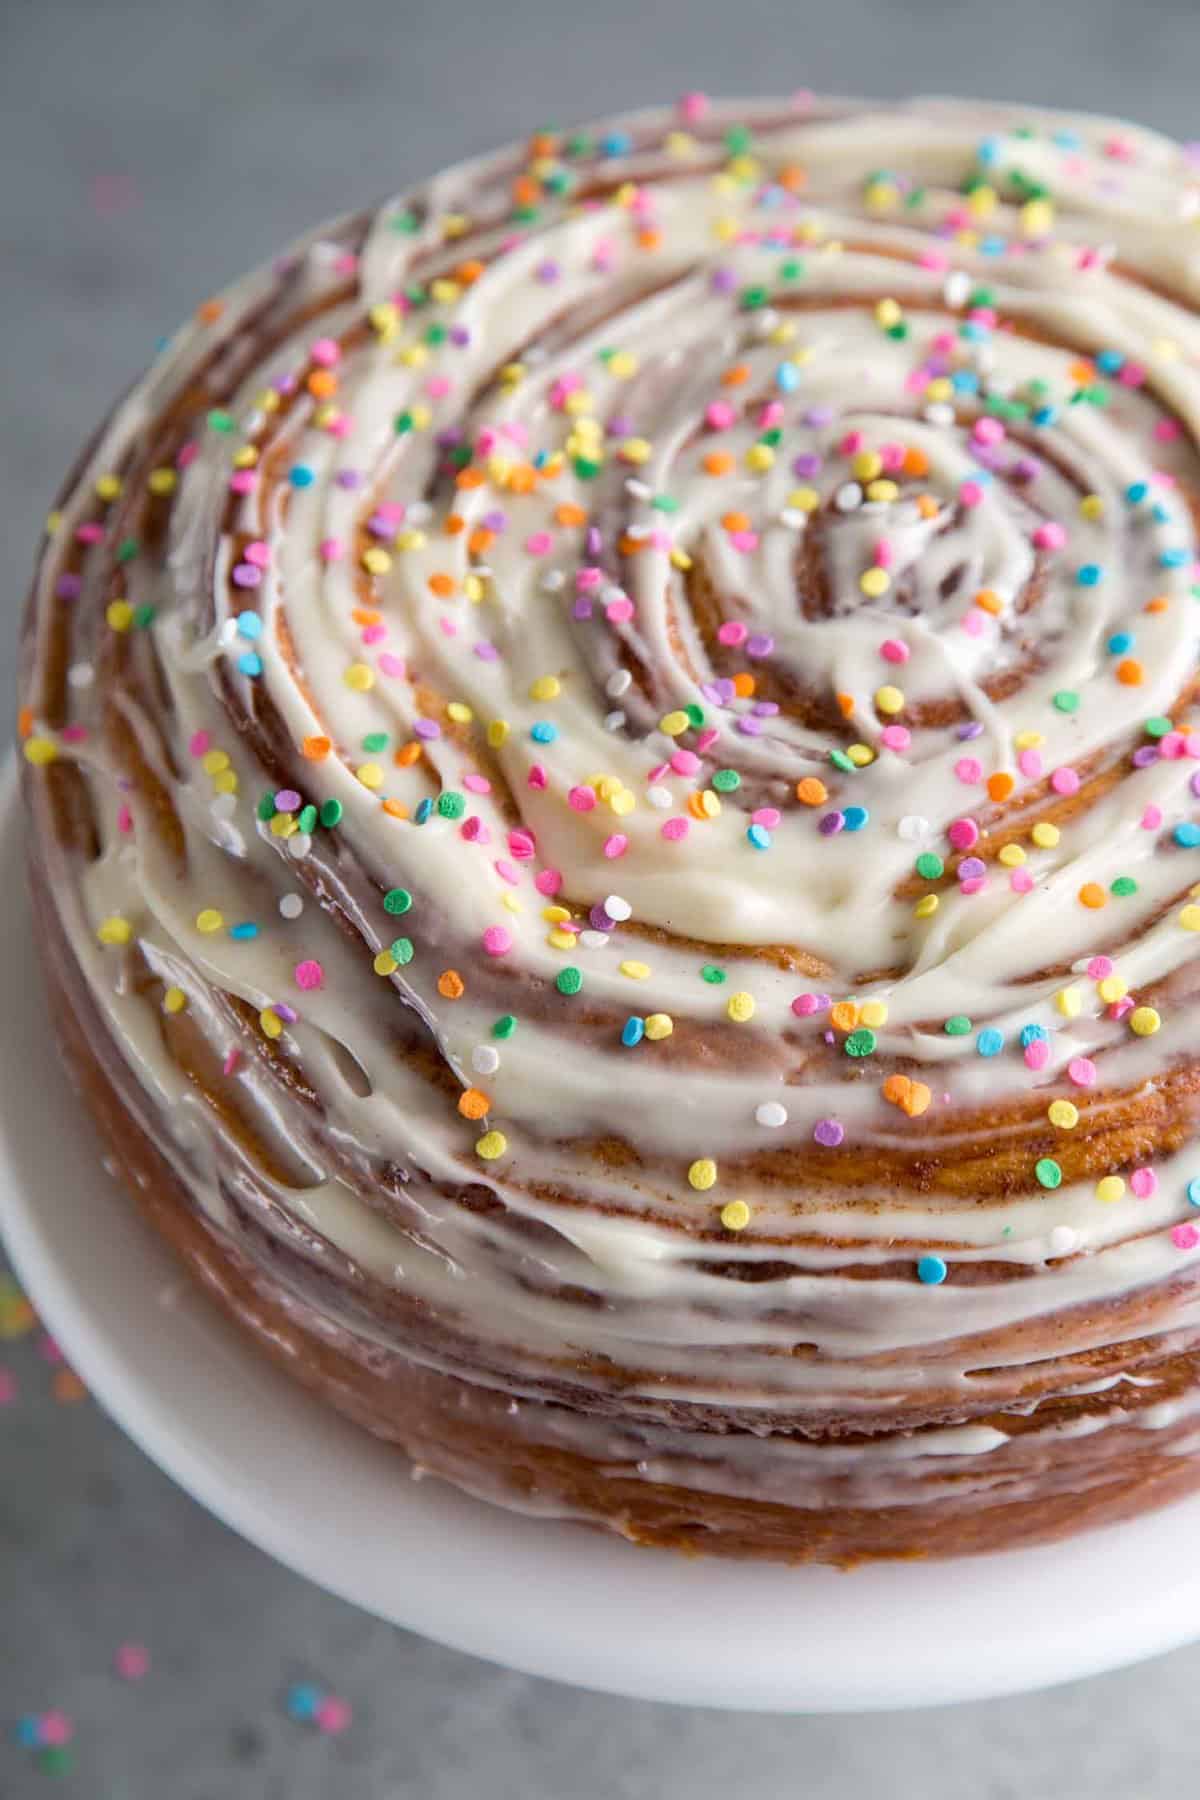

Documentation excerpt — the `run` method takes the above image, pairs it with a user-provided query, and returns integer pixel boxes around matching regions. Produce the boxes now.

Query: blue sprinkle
[414,797,433,824]
[1187,1179,1200,1208]
[968,466,994,487]
[236,610,263,640]
[842,805,869,832]
[1174,822,1200,848]
[977,136,1002,166]
[951,370,980,393]
[1053,129,1083,149]
[1076,564,1104,587]
[1020,1023,1048,1047]
[961,319,992,339]
[775,362,800,392]
[976,1027,1005,1057]
[979,235,1007,258]
[285,1683,324,1722]
[747,823,772,850]
[532,449,550,469]
[600,131,633,157]
[1107,631,1134,655]
[621,1016,645,1047]
[531,721,558,743]
[236,651,263,677]
[918,1254,948,1286]
[1152,502,1172,524]
[13,1717,42,1749]
[1159,547,1189,568]
[229,921,260,941]
[1125,480,1149,504]
[1031,405,1058,427]
[1096,349,1125,374]
[288,464,315,488]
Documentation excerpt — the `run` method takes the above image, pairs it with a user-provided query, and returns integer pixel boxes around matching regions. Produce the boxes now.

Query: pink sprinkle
[527,765,548,791]
[294,960,323,991]
[76,522,105,545]
[535,868,563,895]
[840,430,865,456]
[1118,363,1146,388]
[959,481,984,508]
[752,807,781,828]
[695,727,719,752]
[880,725,911,751]
[873,539,894,569]
[315,1696,353,1735]
[61,724,87,744]
[918,248,950,271]
[508,830,536,860]
[880,638,909,664]
[117,804,133,835]
[791,993,823,1017]
[758,401,785,430]
[1131,1167,1158,1199]
[1010,868,1035,893]
[1173,1224,1200,1250]
[718,621,748,647]
[115,1644,150,1680]
[244,540,271,567]
[377,653,405,678]
[1018,749,1043,779]
[604,834,628,859]
[568,785,597,812]
[177,440,200,470]
[1110,995,1135,1021]
[1141,804,1164,830]
[229,470,257,494]
[729,531,758,553]
[319,537,346,562]
[460,817,484,842]
[1153,419,1182,443]
[39,1713,73,1747]
[662,817,689,840]
[438,617,458,638]
[880,442,906,473]
[948,818,979,850]
[972,417,1005,446]
[1050,766,1080,797]
[706,401,736,430]
[1160,731,1186,760]
[962,612,984,638]
[1033,522,1067,551]
[426,375,452,399]
[960,876,988,896]
[310,337,340,367]
[1067,1057,1097,1087]
[670,750,700,776]
[678,90,710,121]
[1087,955,1115,979]
[1024,1038,1050,1070]
[954,757,983,784]
[361,624,386,645]
[222,1048,241,1076]
[606,597,635,624]
[463,773,490,794]
[494,859,519,886]
[482,926,513,957]
[525,532,553,556]
[189,730,211,757]
[576,566,603,592]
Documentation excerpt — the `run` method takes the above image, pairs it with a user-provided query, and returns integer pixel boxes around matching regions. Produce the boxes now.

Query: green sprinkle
[115,536,140,563]
[493,1013,517,1040]
[779,258,805,281]
[739,286,770,311]
[573,456,602,480]
[133,603,156,628]
[829,749,856,773]
[424,323,448,346]
[684,703,706,729]
[1052,690,1080,714]
[944,1014,972,1036]
[650,493,679,512]
[390,937,414,964]
[362,731,389,753]
[1111,876,1138,896]
[256,792,276,822]
[1035,1157,1063,1190]
[712,769,741,793]
[700,964,727,984]
[384,888,413,915]
[38,1748,73,1777]
[844,1028,877,1058]
[915,852,944,880]
[394,410,414,434]
[436,790,466,819]
[297,804,317,834]
[1143,716,1173,739]
[724,124,752,154]
[319,798,343,828]
[206,408,235,433]
[556,966,583,996]
[390,210,420,234]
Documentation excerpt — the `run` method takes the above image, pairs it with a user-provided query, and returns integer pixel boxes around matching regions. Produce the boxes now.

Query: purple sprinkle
[232,563,262,588]
[435,427,464,449]
[746,634,775,659]
[414,718,441,741]
[274,1002,299,1023]
[473,641,500,662]
[572,598,594,620]
[56,573,83,601]
[714,678,737,704]
[1011,456,1041,483]
[792,452,822,479]
[273,374,298,396]
[1131,745,1158,768]
[450,326,471,346]
[1191,771,1200,798]
[804,405,834,428]
[536,260,561,284]
[737,716,765,737]
[585,527,603,557]
[753,700,780,717]
[819,810,845,836]
[957,721,985,740]
[482,510,507,532]
[711,268,737,293]
[590,904,616,932]
[700,682,723,704]
[926,353,951,376]
[608,415,636,439]
[813,1118,844,1148]
[274,789,301,812]
[335,469,363,490]
[958,857,987,881]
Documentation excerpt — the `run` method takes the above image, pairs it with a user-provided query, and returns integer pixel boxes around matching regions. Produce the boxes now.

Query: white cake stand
[3,763,1199,1712]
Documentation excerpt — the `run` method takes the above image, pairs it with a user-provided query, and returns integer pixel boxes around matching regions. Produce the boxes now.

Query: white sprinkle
[472,1044,501,1076]
[210,791,238,821]
[406,501,432,526]
[604,894,632,922]
[1048,1226,1078,1258]
[755,1102,788,1129]
[604,710,627,732]
[754,307,780,336]
[923,402,954,427]
[540,569,566,593]
[625,522,652,542]
[66,662,94,688]
[606,668,633,698]
[279,893,303,919]
[897,815,930,842]
[286,832,312,860]
[973,345,997,375]
[834,482,863,512]
[646,785,673,809]
[625,479,653,501]
[943,271,971,309]
[779,509,808,530]
[217,618,239,648]
[579,929,609,950]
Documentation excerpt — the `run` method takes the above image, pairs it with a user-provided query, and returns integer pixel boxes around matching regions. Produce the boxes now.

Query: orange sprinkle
[437,969,465,1000]
[457,1087,491,1120]
[796,777,827,806]
[512,174,540,207]
[882,1074,912,1106]
[1116,658,1144,686]
[618,534,647,556]
[394,742,422,767]
[721,363,751,387]
[53,1368,88,1404]
[901,446,930,478]
[16,705,33,740]
[382,798,409,819]
[636,226,663,251]
[443,513,466,536]
[555,502,588,527]
[1144,594,1171,614]
[455,467,485,490]
[731,671,756,698]
[778,164,807,193]
[830,1001,861,1032]
[721,511,751,533]
[529,133,557,158]
[351,607,382,625]
[428,573,457,598]
[302,734,331,761]
[507,464,538,494]
[455,259,485,285]
[467,528,496,556]
[703,451,735,476]
[900,1081,932,1118]
[1069,358,1097,384]
[306,369,338,399]
[1079,882,1108,909]
[974,588,1003,616]
[915,493,940,520]
[195,298,224,325]
[836,691,855,719]
[687,791,712,820]
[986,772,1015,803]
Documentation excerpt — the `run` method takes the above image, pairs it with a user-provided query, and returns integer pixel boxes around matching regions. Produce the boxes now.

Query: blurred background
[4,0,1200,1793]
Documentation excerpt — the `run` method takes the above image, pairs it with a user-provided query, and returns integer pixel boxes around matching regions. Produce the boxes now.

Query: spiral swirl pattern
[20,94,1200,1556]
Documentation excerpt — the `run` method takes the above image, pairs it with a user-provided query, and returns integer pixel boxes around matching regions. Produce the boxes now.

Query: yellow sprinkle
[96,915,132,946]
[967,185,997,218]
[865,479,900,503]
[1129,1006,1161,1036]
[446,701,473,724]
[95,473,122,501]
[430,278,460,305]
[441,212,470,238]
[394,529,426,552]
[408,403,432,431]
[852,450,883,481]
[609,788,635,816]
[1097,975,1127,1004]
[1020,198,1055,237]
[486,719,510,747]
[595,775,621,800]
[1048,1100,1079,1130]
[498,363,526,388]
[860,567,890,598]
[530,675,561,701]
[745,444,775,473]
[45,509,63,535]
[1013,730,1045,751]
[259,1007,283,1040]
[464,575,485,603]
[925,377,954,402]
[369,301,399,337]
[374,950,398,976]
[720,1199,751,1232]
[361,547,392,576]
[163,986,187,1015]
[270,814,297,838]
[1079,494,1104,522]
[22,736,59,766]
[874,298,902,328]
[547,929,577,950]
[1179,904,1200,931]
[789,486,821,513]
[619,960,651,980]
[688,1158,718,1191]
[727,991,755,1023]
[914,894,940,918]
[212,770,238,794]
[664,132,696,160]
[475,1130,508,1161]
[997,843,1026,867]
[860,999,889,1028]
[542,905,572,923]
[669,549,693,571]
[1096,1176,1126,1203]
[874,685,904,715]
[620,437,652,464]
[147,467,177,496]
[1055,986,1082,1018]
[564,391,595,417]
[501,893,520,914]
[232,444,259,467]
[644,1013,674,1040]
[201,749,230,776]
[196,909,224,934]
[660,710,689,737]
[106,599,134,632]
[1031,822,1061,849]
[697,791,721,819]
[608,349,639,378]
[397,342,429,368]
[344,662,375,691]
[846,744,875,768]
[356,763,384,790]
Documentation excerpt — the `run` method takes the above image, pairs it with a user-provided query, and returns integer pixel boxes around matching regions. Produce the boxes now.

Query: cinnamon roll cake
[19,94,1200,1561]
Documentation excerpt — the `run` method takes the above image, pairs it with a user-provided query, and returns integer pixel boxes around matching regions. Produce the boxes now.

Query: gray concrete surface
[4,0,1200,1793]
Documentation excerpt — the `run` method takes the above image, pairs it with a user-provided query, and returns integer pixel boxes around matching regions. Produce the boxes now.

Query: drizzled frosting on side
[19,95,1200,1522]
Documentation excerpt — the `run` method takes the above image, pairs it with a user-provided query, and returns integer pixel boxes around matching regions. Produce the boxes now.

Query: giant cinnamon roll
[19,94,1200,1561]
